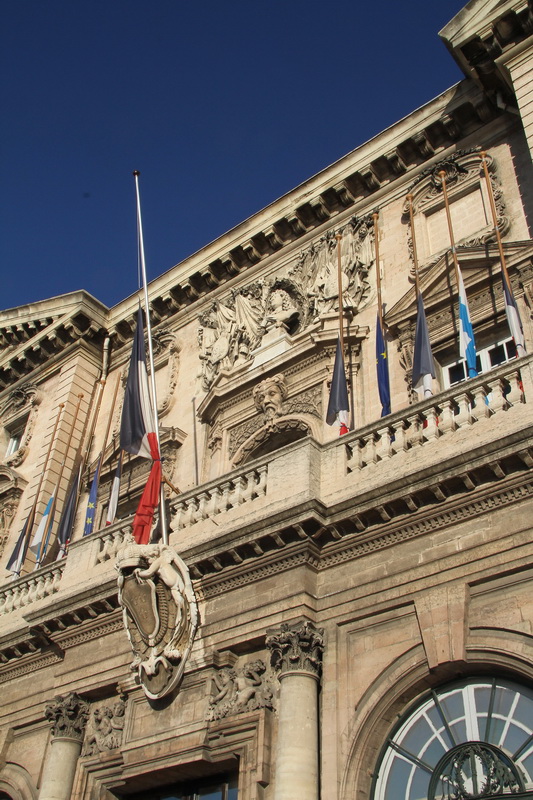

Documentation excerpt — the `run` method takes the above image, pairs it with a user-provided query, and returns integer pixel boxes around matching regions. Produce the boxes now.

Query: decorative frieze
[44,692,90,742]
[267,621,324,678]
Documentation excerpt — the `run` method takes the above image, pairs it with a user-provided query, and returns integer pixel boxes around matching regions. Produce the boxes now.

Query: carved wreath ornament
[116,535,198,700]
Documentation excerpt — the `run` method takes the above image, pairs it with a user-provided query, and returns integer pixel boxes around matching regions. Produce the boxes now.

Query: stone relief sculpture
[253,374,288,424]
[206,659,274,720]
[197,218,372,389]
[116,536,198,700]
[82,695,126,755]
[289,215,373,320]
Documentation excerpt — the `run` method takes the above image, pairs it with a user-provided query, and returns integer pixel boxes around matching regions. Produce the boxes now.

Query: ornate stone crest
[116,535,199,700]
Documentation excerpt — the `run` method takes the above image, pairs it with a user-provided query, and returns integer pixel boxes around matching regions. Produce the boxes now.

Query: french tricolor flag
[503,271,526,358]
[120,307,161,544]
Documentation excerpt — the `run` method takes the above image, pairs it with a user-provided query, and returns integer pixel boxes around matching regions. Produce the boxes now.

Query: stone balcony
[0,354,532,658]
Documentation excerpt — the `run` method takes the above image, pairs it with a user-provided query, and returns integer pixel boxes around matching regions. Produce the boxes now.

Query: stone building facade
[1,2,533,798]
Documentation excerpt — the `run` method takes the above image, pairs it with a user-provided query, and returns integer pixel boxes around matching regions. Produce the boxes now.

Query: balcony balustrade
[1,354,531,622]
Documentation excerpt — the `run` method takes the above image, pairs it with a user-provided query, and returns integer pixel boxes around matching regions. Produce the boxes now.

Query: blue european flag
[376,313,391,416]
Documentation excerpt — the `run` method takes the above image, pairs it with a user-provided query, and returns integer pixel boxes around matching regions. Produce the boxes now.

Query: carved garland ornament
[116,535,198,700]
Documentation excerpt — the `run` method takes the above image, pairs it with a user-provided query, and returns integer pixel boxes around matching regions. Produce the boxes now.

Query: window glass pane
[408,767,429,800]
[383,757,413,800]
[447,362,466,385]
[506,339,517,359]
[489,343,506,366]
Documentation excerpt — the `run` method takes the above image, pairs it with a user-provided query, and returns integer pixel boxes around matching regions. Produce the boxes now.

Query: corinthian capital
[44,692,89,742]
[266,621,324,678]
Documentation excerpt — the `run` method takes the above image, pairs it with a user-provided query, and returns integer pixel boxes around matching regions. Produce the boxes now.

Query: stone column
[267,621,324,800]
[39,692,89,800]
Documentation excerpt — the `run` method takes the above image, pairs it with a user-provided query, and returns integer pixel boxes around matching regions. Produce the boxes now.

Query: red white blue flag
[326,336,350,435]
[120,307,161,544]
[502,271,526,358]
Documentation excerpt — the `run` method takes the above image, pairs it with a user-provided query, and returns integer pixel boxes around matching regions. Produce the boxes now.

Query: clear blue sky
[1,1,466,312]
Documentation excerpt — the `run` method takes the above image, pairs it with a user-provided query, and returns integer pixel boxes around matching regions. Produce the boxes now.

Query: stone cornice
[103,84,503,336]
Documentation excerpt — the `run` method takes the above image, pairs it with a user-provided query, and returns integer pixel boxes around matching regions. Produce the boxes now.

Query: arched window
[372,677,533,800]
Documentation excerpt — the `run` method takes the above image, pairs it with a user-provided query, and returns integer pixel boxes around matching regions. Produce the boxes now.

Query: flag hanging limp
[83,456,101,537]
[326,336,350,435]
[457,268,478,378]
[502,272,526,358]
[412,292,435,398]
[120,307,161,544]
[105,451,123,527]
[30,494,55,565]
[376,313,391,417]
[56,465,81,560]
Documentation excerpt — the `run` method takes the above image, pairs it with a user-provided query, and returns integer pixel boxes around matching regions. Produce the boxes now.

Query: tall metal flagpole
[373,212,384,324]
[336,232,345,356]
[41,394,84,561]
[12,403,65,574]
[480,151,526,357]
[439,171,463,299]
[439,169,478,378]
[406,195,421,295]
[133,171,168,546]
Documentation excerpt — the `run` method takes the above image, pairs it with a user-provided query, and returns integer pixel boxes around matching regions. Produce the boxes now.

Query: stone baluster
[438,399,457,434]
[376,426,393,460]
[454,391,473,428]
[232,475,247,506]
[208,485,222,516]
[363,433,378,465]
[218,481,232,513]
[39,692,89,800]
[172,500,185,529]
[504,369,523,406]
[486,377,508,414]
[471,384,491,421]
[346,440,363,472]
[422,406,440,441]
[391,420,409,454]
[267,621,324,800]
[97,533,114,563]
[255,464,268,497]
[407,413,424,447]
[195,492,209,522]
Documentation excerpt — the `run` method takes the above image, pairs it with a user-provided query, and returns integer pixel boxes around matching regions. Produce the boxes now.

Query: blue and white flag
[326,336,350,435]
[83,457,101,537]
[30,494,55,565]
[457,267,478,378]
[376,313,391,416]
[503,272,526,358]
[412,292,435,398]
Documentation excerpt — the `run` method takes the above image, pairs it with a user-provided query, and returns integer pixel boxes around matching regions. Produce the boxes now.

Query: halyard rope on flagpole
[133,171,168,545]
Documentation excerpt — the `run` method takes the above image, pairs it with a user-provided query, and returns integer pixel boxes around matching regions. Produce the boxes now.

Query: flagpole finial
[133,170,140,177]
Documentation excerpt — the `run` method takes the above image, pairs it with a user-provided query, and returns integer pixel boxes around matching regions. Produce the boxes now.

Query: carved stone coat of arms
[116,535,198,700]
